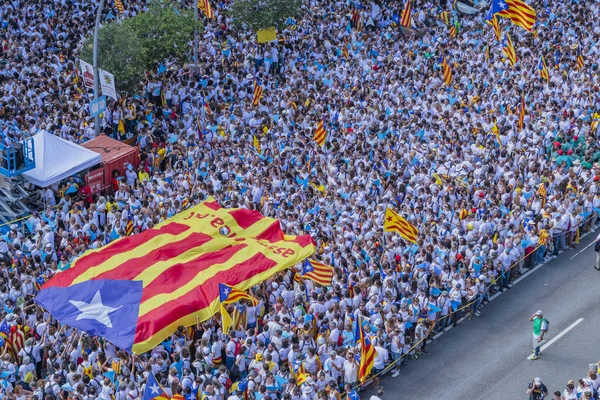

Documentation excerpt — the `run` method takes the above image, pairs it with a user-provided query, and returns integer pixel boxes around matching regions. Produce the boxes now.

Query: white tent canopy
[22,130,102,187]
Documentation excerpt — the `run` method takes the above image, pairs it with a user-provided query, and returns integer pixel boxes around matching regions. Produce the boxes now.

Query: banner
[99,69,118,101]
[79,59,95,89]
[35,197,315,354]
[257,27,277,43]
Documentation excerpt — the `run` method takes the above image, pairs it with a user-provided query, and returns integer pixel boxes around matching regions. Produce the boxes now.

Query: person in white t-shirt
[342,351,358,387]
[372,345,388,395]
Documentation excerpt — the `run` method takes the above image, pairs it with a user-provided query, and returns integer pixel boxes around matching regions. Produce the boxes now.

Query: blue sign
[89,96,107,118]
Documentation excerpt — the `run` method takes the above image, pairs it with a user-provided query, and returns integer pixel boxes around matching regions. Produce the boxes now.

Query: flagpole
[194,0,199,73]
[93,0,105,136]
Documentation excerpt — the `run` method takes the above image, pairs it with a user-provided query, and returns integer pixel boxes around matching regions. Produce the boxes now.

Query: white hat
[535,310,543,316]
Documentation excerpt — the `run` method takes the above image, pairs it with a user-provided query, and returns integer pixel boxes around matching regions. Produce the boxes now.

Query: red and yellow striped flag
[497,0,536,32]
[539,55,549,82]
[114,0,125,13]
[300,259,334,286]
[384,207,419,243]
[342,39,349,60]
[219,283,259,306]
[577,46,585,70]
[35,197,315,354]
[449,25,457,37]
[125,220,134,236]
[439,11,450,25]
[492,14,501,41]
[502,33,517,67]
[198,0,214,18]
[537,182,547,197]
[441,55,452,85]
[351,9,361,30]
[400,0,412,27]
[7,328,24,362]
[518,94,525,130]
[356,316,375,382]
[314,119,326,146]
[252,79,263,106]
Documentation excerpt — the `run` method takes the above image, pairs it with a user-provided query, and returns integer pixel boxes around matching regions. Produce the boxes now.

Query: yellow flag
[492,120,501,147]
[257,27,277,43]
[383,208,419,243]
[253,135,261,154]
[220,304,232,334]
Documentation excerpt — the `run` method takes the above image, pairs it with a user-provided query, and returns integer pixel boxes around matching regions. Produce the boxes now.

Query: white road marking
[431,230,595,342]
[570,240,596,260]
[527,318,585,360]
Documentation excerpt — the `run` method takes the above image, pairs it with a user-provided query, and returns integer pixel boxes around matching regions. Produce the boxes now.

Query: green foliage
[80,22,145,93]
[127,1,198,67]
[231,0,301,32]
[80,0,201,94]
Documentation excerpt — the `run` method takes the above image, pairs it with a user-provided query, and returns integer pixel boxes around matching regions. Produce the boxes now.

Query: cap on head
[535,310,543,316]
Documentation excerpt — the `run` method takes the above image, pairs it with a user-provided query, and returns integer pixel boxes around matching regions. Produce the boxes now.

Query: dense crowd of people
[1,0,600,398]
[528,369,600,400]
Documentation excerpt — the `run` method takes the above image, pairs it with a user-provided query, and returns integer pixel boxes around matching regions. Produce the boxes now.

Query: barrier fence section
[343,213,595,394]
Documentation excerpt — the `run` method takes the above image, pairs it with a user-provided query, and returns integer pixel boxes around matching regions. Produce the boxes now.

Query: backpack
[542,318,549,333]
[234,340,241,356]
[24,346,37,364]
[224,377,233,391]
[259,331,271,347]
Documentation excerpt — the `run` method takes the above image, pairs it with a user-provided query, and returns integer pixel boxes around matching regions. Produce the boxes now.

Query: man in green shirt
[529,310,548,360]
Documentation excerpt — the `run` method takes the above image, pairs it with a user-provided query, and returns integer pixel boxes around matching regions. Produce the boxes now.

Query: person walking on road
[529,311,549,360]
[526,377,548,400]
[594,232,600,270]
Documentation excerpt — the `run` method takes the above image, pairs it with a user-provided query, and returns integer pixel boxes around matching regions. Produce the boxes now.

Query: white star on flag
[69,290,122,328]
[149,383,160,394]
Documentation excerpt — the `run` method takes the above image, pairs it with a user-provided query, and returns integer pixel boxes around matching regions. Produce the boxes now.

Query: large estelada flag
[35,197,315,354]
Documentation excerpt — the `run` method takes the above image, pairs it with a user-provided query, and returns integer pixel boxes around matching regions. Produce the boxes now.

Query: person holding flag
[343,350,359,391]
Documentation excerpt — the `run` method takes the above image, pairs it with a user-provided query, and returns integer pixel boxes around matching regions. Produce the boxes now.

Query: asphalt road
[367,231,600,400]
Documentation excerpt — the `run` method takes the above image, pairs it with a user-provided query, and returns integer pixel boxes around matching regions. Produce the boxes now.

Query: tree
[80,22,146,93]
[230,0,301,32]
[80,0,200,94]
[126,1,199,67]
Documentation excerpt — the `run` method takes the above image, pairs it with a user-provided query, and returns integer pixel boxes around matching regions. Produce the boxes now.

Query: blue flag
[428,303,442,313]
[486,0,510,20]
[35,279,143,351]
[274,375,288,386]
[162,338,173,353]
[0,319,8,335]
[430,287,442,296]
[450,300,461,312]
[103,370,116,383]
[143,373,168,400]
